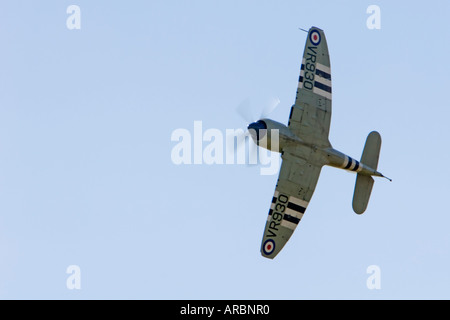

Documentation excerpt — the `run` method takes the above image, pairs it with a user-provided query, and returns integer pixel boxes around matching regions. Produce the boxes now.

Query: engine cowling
[247,119,299,152]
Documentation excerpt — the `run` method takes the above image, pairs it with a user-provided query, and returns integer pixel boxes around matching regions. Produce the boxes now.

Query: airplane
[246,26,391,259]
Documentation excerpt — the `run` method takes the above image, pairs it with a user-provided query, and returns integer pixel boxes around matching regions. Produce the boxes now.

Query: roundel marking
[263,239,276,255]
[310,30,321,45]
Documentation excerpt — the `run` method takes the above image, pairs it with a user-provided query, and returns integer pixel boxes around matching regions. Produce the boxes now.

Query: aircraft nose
[248,120,267,141]
[247,120,267,131]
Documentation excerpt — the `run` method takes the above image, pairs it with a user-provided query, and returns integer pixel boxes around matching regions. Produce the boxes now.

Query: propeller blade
[235,98,254,124]
[260,97,280,119]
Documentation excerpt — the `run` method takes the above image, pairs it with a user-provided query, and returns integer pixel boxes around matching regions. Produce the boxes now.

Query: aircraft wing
[289,26,332,147]
[261,150,322,259]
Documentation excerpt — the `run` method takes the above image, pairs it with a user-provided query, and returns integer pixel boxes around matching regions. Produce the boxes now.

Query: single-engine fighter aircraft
[247,27,391,259]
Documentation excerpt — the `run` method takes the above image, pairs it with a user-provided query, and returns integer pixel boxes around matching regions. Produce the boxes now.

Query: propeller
[235,96,281,123]
[235,98,254,124]
[227,97,281,166]
[260,97,281,120]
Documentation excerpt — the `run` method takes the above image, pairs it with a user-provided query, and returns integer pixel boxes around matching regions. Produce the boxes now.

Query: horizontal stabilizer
[353,174,374,214]
[361,131,381,171]
[352,131,382,214]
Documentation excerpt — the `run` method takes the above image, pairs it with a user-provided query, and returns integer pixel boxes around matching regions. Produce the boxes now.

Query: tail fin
[352,131,381,214]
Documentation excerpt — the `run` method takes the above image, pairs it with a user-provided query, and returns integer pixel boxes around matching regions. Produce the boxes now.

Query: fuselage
[248,118,384,178]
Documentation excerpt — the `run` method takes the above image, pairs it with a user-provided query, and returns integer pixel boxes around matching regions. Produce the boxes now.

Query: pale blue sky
[0,1,449,299]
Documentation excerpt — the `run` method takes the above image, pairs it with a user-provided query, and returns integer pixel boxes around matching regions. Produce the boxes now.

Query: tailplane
[352,131,382,214]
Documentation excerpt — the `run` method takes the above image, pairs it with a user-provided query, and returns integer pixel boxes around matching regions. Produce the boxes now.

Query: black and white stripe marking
[342,156,363,172]
[298,60,332,100]
[268,191,308,230]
